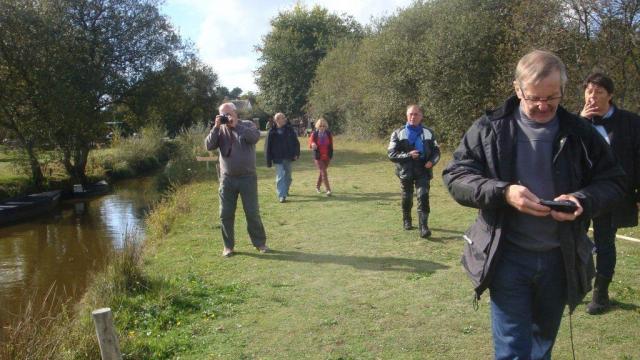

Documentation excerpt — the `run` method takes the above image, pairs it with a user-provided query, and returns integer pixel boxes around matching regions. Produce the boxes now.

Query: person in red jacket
[309,118,333,196]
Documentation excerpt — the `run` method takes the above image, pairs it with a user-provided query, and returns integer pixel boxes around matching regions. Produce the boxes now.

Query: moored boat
[0,190,62,226]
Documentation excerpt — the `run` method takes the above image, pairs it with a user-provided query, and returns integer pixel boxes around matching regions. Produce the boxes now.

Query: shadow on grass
[427,227,464,242]
[283,192,398,203]
[239,249,449,274]
[610,300,640,312]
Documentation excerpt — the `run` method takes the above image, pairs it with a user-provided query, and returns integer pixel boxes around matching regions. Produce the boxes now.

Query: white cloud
[163,0,414,93]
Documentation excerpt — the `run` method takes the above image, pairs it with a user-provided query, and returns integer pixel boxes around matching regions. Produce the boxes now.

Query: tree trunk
[26,145,45,189]
[14,134,45,189]
[62,146,89,185]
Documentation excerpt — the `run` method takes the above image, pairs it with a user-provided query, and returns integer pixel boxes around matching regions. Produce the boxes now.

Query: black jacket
[264,124,300,167]
[583,106,640,228]
[442,96,626,311]
[388,125,441,180]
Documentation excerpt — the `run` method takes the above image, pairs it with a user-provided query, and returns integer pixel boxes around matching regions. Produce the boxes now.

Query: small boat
[0,190,62,226]
[72,180,111,198]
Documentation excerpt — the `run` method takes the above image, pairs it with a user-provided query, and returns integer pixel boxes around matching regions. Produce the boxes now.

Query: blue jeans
[218,175,266,250]
[592,214,617,279]
[489,243,567,360]
[275,160,292,198]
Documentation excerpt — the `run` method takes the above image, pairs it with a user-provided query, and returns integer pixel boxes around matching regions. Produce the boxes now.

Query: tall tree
[229,87,243,99]
[0,0,183,184]
[121,57,219,136]
[255,4,362,118]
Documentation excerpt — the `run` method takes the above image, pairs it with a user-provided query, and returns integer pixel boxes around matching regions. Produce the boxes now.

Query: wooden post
[92,308,122,360]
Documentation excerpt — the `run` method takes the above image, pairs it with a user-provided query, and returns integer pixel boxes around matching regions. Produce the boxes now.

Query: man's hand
[505,184,550,217]
[310,143,318,150]
[548,194,583,221]
[409,150,420,159]
[424,161,433,169]
[215,114,237,129]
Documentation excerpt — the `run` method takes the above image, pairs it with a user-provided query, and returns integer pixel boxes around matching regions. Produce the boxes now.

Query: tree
[0,0,183,184]
[120,57,220,136]
[255,4,363,118]
[0,0,62,186]
[215,86,230,100]
[229,87,243,99]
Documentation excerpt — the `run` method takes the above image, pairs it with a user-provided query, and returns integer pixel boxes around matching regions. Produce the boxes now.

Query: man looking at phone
[205,102,268,257]
[579,73,640,314]
[443,50,625,359]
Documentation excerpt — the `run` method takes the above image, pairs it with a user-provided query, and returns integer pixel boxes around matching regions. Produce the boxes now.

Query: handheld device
[539,199,578,213]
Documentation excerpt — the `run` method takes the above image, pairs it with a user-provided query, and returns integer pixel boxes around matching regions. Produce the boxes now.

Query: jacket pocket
[461,219,493,288]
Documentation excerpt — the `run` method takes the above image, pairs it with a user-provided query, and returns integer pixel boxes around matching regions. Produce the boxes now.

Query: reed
[0,285,70,359]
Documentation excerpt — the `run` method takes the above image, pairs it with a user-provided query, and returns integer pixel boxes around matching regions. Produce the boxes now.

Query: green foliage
[102,124,167,179]
[256,3,363,117]
[156,124,209,189]
[307,0,640,145]
[0,0,184,183]
[119,58,220,137]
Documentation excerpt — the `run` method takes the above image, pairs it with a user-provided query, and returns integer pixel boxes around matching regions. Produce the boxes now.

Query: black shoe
[403,219,413,230]
[587,274,611,315]
[420,226,431,239]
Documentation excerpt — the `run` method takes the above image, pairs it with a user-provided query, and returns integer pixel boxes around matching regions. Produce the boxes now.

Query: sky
[160,0,414,94]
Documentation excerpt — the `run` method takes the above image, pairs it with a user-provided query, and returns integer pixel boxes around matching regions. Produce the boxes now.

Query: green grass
[72,136,640,359]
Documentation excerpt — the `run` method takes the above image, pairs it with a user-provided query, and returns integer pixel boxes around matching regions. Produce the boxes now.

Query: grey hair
[219,102,237,112]
[515,50,568,91]
[406,104,423,113]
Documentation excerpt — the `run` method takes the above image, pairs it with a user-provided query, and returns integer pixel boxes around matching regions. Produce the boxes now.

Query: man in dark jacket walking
[264,112,300,203]
[579,72,640,314]
[388,104,440,238]
[443,50,625,359]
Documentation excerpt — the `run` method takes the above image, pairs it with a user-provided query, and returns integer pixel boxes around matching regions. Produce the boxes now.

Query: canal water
[0,175,161,331]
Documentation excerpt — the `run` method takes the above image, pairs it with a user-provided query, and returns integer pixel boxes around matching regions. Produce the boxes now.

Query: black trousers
[400,176,430,218]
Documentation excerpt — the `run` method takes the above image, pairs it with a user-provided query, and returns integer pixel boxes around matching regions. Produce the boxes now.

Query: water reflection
[0,176,159,329]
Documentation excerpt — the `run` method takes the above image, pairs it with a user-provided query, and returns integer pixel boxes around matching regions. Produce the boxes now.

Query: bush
[156,124,209,190]
[102,123,168,178]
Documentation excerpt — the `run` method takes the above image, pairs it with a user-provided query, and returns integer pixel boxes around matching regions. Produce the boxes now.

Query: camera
[219,113,230,124]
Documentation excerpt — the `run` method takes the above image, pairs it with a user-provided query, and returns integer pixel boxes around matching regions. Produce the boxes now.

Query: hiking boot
[419,212,431,239]
[403,219,413,230]
[420,225,432,238]
[587,274,611,315]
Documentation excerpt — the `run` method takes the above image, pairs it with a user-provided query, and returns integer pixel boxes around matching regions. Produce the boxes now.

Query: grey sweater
[505,108,560,251]
[204,120,261,178]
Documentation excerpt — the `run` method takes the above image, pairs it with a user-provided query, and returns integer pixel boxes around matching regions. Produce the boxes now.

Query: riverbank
[55,137,640,358]
[0,125,173,203]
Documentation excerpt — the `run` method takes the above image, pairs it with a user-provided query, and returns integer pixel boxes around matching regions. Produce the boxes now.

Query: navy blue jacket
[264,124,300,167]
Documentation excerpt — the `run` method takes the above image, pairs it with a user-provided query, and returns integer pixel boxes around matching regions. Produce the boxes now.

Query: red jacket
[309,130,333,161]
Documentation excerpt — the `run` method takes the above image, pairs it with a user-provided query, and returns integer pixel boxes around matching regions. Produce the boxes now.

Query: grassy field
[95,136,640,359]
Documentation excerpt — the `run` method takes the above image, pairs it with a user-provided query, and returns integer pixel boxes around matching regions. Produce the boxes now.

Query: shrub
[156,124,209,190]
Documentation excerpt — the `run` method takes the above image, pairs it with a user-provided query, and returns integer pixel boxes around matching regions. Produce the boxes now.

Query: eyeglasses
[519,89,563,104]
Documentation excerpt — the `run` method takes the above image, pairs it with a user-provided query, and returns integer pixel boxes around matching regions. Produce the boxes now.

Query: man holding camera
[205,102,268,257]
[579,72,640,314]
[443,50,625,359]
